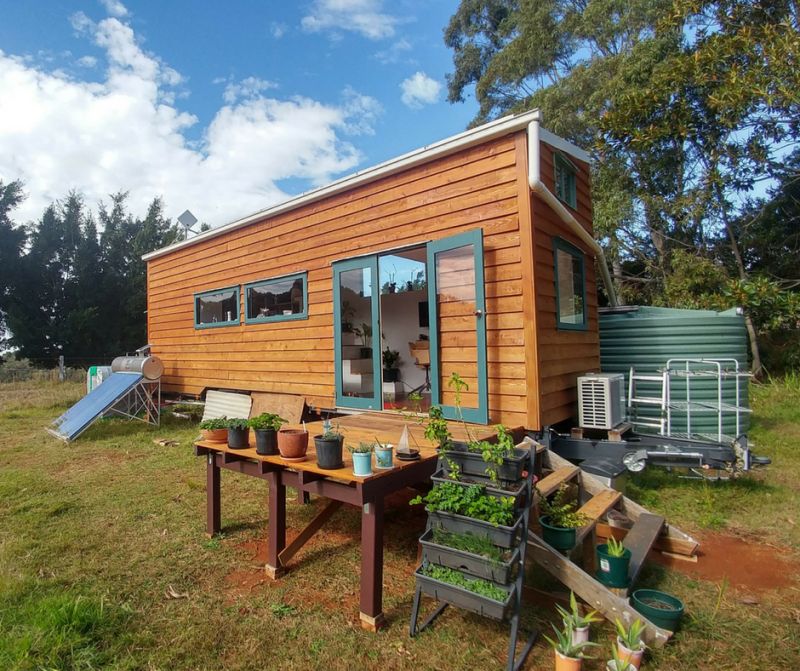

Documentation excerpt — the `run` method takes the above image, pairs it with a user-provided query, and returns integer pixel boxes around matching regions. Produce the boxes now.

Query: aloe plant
[615,618,647,651]
[543,623,598,659]
[556,591,602,630]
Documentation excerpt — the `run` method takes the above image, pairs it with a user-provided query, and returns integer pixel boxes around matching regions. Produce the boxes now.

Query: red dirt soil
[657,530,798,592]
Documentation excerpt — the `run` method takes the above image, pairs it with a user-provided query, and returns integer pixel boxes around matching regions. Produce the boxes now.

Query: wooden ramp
[528,449,698,646]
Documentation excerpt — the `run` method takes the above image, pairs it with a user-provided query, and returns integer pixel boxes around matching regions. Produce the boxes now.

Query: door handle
[475,309,483,317]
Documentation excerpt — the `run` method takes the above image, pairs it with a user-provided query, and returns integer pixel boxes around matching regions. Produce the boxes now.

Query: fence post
[58,355,65,382]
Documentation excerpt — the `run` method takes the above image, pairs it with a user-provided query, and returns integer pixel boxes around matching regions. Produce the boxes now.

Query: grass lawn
[1,379,798,670]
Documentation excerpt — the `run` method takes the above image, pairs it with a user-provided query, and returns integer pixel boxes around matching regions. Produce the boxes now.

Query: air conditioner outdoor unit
[578,373,626,430]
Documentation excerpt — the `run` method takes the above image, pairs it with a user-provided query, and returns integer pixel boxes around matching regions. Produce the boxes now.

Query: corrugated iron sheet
[202,390,252,422]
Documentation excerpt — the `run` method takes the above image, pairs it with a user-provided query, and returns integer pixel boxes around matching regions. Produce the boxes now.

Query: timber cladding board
[147,132,534,426]
[531,141,600,428]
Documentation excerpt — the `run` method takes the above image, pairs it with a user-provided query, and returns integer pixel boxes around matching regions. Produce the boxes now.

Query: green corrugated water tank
[599,306,750,440]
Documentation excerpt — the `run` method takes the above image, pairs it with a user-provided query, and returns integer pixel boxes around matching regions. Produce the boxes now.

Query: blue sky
[0,0,478,226]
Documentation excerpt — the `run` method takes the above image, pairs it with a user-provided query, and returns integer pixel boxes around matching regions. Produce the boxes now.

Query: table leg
[359,497,386,631]
[206,453,220,536]
[266,470,286,579]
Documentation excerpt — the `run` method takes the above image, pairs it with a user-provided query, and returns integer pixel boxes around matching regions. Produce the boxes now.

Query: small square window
[554,153,577,209]
[194,286,240,329]
[553,238,587,330]
[244,273,308,323]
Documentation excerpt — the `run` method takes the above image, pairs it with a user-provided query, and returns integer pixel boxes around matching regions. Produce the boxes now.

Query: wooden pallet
[529,448,698,646]
[569,422,633,442]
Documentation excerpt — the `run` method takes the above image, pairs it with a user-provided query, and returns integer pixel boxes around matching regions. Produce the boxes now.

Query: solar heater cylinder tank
[111,355,164,380]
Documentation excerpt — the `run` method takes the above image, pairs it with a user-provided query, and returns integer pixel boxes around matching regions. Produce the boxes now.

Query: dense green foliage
[420,563,508,602]
[0,183,180,364]
[249,413,287,431]
[431,527,506,563]
[539,483,588,529]
[411,481,516,526]
[445,0,800,373]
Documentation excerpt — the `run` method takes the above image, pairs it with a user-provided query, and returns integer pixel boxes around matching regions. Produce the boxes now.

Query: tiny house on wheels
[144,110,613,430]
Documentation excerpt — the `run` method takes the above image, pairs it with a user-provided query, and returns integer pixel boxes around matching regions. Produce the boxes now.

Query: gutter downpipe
[527,116,619,307]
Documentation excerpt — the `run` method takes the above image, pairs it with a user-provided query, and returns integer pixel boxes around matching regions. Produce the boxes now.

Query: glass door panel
[333,257,380,410]
[427,229,488,424]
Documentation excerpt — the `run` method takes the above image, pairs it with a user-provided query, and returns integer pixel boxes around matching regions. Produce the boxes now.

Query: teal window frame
[553,237,587,331]
[194,285,240,329]
[244,272,308,324]
[554,152,577,209]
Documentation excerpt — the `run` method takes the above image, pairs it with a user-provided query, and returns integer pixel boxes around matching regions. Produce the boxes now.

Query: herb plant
[469,424,516,483]
[348,441,374,454]
[248,413,286,431]
[424,406,452,450]
[556,591,602,630]
[540,483,588,529]
[431,527,505,563]
[225,418,250,430]
[410,481,515,526]
[319,422,343,441]
[420,564,507,602]
[382,347,400,369]
[199,417,227,430]
[606,536,627,558]
[615,619,647,651]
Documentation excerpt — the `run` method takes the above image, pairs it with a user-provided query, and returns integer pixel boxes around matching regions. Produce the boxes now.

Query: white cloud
[0,17,382,227]
[221,76,279,104]
[270,21,287,39]
[99,0,129,18]
[301,0,398,40]
[76,55,98,68]
[374,38,413,65]
[400,71,442,109]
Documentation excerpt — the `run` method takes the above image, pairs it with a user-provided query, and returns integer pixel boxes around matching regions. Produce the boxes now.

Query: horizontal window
[553,238,587,330]
[244,272,308,323]
[194,286,240,329]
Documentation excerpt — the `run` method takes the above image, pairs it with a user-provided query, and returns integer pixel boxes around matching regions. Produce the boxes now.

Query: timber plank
[535,466,580,498]
[622,513,666,593]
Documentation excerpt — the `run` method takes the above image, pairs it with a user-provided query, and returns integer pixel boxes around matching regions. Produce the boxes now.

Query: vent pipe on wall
[527,116,619,307]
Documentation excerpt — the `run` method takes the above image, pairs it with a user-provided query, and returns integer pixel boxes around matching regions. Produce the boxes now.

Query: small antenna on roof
[177,209,199,239]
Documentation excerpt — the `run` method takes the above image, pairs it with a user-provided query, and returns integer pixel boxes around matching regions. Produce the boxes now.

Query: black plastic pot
[419,528,518,584]
[314,435,344,469]
[427,509,523,549]
[441,447,529,485]
[431,468,527,511]
[383,368,400,382]
[254,428,278,455]
[227,427,250,450]
[414,566,513,621]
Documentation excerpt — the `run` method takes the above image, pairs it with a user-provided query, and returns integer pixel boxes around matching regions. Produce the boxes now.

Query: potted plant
[349,442,373,476]
[424,406,453,450]
[248,413,285,455]
[341,300,356,333]
[414,563,514,620]
[538,483,588,552]
[631,589,685,631]
[556,591,602,645]
[225,418,250,449]
[314,422,344,469]
[606,644,637,671]
[382,347,401,383]
[544,623,598,671]
[614,619,646,670]
[277,426,309,461]
[420,527,518,584]
[199,417,228,442]
[374,438,394,469]
[354,322,372,358]
[596,536,632,588]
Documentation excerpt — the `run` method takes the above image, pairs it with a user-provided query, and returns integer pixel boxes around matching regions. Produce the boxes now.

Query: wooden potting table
[194,413,502,630]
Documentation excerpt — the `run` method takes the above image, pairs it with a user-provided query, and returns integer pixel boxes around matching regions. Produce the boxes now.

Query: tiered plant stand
[409,441,538,671]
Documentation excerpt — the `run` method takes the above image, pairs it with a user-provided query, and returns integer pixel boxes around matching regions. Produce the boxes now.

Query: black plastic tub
[227,427,250,450]
[440,447,529,485]
[254,429,278,455]
[419,528,519,584]
[430,468,528,510]
[427,509,523,548]
[414,566,514,620]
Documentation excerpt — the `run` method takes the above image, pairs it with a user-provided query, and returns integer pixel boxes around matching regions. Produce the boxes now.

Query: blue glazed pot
[351,451,372,476]
[375,444,394,469]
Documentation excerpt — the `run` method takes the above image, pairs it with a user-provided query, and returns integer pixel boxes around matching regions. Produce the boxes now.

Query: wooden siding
[147,133,530,427]
[530,141,601,428]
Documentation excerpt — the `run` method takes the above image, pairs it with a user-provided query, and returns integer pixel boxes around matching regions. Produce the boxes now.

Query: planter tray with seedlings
[431,468,528,510]
[414,564,515,621]
[419,527,519,584]
[441,446,528,486]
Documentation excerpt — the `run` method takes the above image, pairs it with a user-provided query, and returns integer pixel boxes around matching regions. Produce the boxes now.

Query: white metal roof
[143,110,590,261]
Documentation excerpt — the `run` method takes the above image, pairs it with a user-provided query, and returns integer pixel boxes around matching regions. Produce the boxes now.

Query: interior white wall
[380,289,429,391]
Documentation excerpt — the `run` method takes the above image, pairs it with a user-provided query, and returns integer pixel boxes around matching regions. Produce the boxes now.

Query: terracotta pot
[616,637,644,670]
[277,429,309,459]
[201,428,227,442]
[555,650,583,671]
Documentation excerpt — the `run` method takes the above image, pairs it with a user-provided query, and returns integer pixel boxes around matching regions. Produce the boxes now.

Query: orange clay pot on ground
[616,638,644,670]
[277,429,309,460]
[555,650,583,671]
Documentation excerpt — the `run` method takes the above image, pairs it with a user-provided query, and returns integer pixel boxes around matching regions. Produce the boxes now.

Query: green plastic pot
[631,589,685,631]
[596,544,632,588]
[539,515,577,551]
